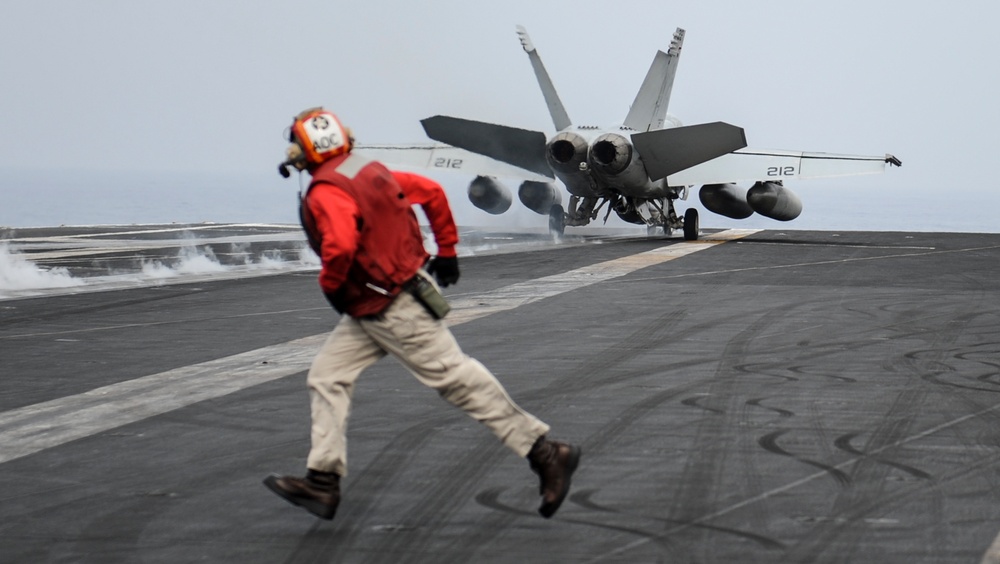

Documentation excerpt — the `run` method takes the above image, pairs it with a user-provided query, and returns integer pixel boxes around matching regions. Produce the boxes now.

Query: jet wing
[667,149,902,186]
[354,143,552,182]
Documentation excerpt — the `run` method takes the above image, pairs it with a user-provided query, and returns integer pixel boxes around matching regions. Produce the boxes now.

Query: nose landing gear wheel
[683,208,699,241]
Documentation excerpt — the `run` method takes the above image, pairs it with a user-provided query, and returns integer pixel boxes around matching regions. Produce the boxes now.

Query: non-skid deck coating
[3,226,1000,563]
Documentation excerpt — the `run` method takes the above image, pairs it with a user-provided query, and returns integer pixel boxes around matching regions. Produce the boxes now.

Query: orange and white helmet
[288,107,353,166]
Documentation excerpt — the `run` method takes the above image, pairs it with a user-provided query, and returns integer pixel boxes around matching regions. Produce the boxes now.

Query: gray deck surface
[3,225,1000,563]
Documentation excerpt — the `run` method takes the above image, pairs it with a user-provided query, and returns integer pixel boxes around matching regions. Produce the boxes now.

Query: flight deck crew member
[264,107,581,521]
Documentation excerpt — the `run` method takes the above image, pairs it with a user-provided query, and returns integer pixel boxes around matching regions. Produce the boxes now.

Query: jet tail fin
[516,25,572,131]
[624,28,685,132]
[421,115,553,178]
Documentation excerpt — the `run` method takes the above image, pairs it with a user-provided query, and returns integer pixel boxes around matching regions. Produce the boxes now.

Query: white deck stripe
[0,230,757,465]
[446,229,757,326]
[983,534,1000,564]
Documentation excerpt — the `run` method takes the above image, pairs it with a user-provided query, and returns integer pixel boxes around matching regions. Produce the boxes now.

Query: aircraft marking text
[767,166,796,176]
[433,158,464,169]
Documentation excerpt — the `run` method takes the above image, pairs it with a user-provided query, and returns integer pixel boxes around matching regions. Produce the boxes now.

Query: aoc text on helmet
[291,109,352,165]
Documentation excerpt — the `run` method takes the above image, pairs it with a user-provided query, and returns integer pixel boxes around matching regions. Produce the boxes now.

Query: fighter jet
[358,26,901,240]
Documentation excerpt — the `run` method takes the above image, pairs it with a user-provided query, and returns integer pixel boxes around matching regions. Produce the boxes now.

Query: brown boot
[527,437,581,518]
[263,469,340,520]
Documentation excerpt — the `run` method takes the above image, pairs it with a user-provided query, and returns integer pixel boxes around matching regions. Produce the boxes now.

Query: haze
[1,1,997,232]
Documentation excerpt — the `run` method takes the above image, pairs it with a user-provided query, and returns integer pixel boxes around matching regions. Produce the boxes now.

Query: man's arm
[306,183,362,294]
[391,171,459,258]
[391,171,461,286]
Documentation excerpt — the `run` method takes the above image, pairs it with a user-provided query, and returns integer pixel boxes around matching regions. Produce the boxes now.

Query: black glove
[427,256,460,287]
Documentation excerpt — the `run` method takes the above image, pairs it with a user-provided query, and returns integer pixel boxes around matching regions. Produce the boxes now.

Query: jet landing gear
[652,198,699,241]
[548,196,601,236]
[548,204,565,237]
[682,208,699,241]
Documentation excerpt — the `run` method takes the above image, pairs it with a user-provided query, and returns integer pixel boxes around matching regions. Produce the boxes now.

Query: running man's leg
[306,316,386,477]
[361,291,549,457]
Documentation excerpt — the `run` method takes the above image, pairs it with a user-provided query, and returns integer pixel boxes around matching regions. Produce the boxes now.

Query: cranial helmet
[280,108,353,176]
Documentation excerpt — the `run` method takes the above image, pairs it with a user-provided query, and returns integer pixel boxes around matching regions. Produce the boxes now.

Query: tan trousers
[305,288,550,476]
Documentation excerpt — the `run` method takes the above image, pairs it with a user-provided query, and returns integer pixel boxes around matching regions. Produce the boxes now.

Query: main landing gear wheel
[683,208,699,241]
[548,204,565,237]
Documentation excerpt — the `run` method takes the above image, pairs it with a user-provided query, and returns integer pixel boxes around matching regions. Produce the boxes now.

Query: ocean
[2,166,997,298]
[4,166,995,234]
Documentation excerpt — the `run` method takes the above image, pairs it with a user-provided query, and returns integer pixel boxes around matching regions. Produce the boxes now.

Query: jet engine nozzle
[545,131,589,173]
[518,181,562,215]
[747,181,802,221]
[468,176,512,215]
[699,184,753,220]
[589,133,633,174]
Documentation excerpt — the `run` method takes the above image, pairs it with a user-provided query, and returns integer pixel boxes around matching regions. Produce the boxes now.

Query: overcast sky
[2,1,998,231]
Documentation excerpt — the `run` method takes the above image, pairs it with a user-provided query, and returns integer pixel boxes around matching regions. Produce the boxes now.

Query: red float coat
[300,152,459,317]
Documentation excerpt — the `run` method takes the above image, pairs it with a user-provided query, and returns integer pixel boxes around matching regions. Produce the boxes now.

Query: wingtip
[669,28,685,56]
[516,25,534,53]
[886,154,902,167]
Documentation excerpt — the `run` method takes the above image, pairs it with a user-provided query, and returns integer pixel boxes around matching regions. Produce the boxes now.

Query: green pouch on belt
[408,273,451,319]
